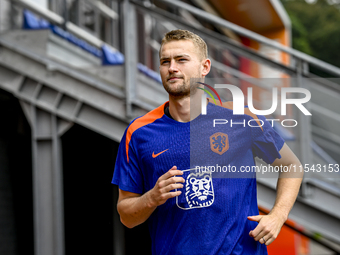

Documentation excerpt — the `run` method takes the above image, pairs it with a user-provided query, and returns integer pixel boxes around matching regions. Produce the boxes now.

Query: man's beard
[163,75,201,99]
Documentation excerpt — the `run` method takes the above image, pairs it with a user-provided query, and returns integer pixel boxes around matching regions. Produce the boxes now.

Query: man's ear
[202,58,211,77]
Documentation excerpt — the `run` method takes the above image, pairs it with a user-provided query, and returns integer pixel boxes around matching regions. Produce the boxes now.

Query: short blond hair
[159,29,208,60]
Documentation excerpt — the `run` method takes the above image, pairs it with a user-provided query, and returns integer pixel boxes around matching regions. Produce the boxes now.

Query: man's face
[159,40,203,98]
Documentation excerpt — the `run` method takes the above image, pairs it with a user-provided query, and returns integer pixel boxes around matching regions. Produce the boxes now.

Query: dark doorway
[62,124,117,254]
[62,123,152,255]
[0,89,33,255]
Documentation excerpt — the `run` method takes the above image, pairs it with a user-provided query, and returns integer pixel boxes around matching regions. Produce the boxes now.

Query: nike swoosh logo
[152,149,169,158]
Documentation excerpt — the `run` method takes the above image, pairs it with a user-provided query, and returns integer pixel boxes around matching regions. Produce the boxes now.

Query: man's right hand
[147,166,185,207]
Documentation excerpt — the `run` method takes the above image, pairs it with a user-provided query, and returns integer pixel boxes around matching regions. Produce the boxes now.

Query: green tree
[281,0,340,69]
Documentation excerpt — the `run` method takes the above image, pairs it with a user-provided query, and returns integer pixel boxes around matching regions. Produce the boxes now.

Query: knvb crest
[210,132,229,155]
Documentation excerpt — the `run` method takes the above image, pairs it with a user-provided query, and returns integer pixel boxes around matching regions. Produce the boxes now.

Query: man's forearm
[117,190,157,228]
[269,165,303,221]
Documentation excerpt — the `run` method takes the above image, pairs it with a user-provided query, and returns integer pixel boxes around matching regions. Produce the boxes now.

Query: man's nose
[168,60,178,73]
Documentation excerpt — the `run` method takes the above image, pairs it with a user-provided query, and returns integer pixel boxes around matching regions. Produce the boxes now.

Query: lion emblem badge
[176,169,214,210]
[210,132,229,155]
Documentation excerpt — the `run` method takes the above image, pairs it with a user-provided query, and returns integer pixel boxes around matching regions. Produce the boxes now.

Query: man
[112,29,303,254]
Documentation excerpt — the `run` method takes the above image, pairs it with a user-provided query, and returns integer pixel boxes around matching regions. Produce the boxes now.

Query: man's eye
[179,59,187,61]
[161,61,169,64]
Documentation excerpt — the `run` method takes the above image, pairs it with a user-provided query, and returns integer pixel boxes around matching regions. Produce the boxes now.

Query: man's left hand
[247,214,286,246]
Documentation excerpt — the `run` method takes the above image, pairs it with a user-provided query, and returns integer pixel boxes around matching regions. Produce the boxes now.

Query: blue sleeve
[251,115,285,164]
[111,127,144,194]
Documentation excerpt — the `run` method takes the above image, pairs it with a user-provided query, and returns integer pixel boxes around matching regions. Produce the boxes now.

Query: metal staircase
[0,0,340,254]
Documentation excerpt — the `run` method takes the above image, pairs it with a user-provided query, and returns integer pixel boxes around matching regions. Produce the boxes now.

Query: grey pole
[122,0,137,118]
[295,60,312,196]
[26,103,69,255]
